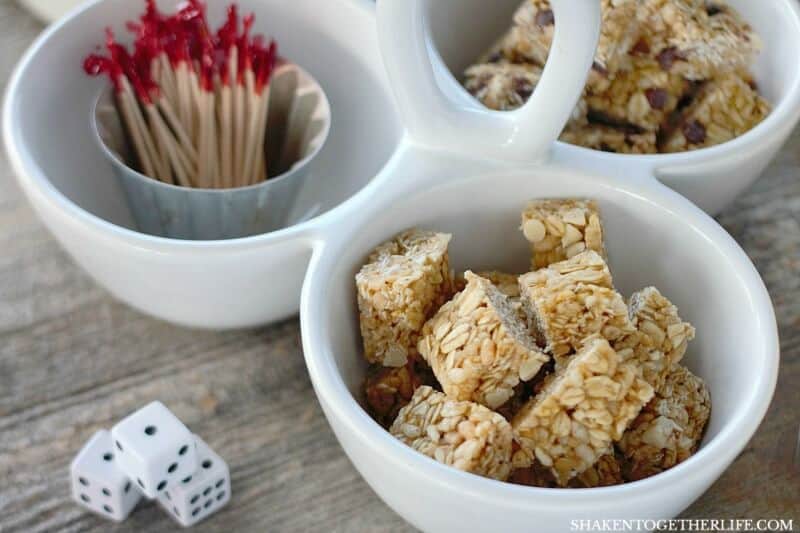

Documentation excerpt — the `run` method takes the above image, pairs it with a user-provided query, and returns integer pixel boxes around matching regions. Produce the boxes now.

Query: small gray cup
[93,64,331,241]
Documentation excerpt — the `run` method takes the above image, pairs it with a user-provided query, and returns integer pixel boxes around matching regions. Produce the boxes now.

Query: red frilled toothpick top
[83,1,278,99]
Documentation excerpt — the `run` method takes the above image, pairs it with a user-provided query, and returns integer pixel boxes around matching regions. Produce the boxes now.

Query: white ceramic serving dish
[5,0,800,329]
[296,1,780,531]
[1,0,785,530]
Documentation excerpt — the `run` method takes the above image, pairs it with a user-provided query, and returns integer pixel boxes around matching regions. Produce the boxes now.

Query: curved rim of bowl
[300,165,780,506]
[91,63,332,195]
[548,0,800,164]
[2,0,379,251]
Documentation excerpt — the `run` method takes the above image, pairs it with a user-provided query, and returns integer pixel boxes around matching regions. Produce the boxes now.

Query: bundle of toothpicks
[84,0,278,189]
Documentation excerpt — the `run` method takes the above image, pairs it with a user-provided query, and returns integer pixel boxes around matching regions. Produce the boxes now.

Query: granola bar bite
[518,251,634,360]
[618,365,711,481]
[614,286,696,390]
[418,272,549,409]
[560,123,658,154]
[520,199,607,270]
[660,72,770,152]
[464,62,543,112]
[356,229,455,367]
[512,336,654,485]
[507,0,639,74]
[510,452,624,488]
[585,59,692,133]
[364,360,437,428]
[390,386,514,481]
[574,452,624,488]
[636,0,761,81]
[476,271,521,298]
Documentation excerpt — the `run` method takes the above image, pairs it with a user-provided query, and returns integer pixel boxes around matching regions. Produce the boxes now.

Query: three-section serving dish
[5,0,800,531]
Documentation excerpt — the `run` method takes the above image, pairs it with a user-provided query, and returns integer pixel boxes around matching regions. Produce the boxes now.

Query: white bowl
[300,158,779,532]
[3,0,401,328]
[297,1,780,531]
[429,0,800,215]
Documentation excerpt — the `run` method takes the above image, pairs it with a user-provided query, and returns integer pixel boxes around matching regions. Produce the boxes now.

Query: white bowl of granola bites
[447,0,800,214]
[299,1,781,532]
[301,164,778,533]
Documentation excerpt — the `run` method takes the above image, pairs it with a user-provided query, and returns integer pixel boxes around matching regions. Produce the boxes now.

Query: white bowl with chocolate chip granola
[453,0,800,214]
[298,1,780,531]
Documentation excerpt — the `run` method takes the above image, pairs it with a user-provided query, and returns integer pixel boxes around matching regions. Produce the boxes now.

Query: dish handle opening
[377,0,601,164]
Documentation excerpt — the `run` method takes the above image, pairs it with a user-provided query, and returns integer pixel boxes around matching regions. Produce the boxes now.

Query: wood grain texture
[0,2,797,531]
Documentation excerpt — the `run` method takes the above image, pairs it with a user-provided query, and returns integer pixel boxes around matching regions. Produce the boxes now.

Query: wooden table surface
[0,3,798,532]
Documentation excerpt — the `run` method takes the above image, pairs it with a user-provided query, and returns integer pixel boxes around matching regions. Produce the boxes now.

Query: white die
[111,401,198,498]
[70,430,142,522]
[157,435,231,527]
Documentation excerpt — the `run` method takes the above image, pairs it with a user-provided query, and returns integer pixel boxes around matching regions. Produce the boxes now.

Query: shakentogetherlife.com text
[569,518,794,532]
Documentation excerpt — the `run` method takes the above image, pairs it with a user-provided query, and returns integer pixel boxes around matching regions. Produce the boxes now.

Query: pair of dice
[70,402,230,527]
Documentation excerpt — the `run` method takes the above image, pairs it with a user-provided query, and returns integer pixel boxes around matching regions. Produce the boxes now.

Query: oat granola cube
[464,62,543,112]
[475,270,530,324]
[363,360,438,429]
[585,59,691,133]
[356,229,455,367]
[453,271,523,296]
[618,365,710,481]
[573,452,624,488]
[520,199,607,270]
[475,271,521,299]
[614,286,696,390]
[519,251,634,360]
[560,123,658,154]
[390,386,514,480]
[636,0,761,81]
[507,0,640,74]
[418,272,549,409]
[512,336,654,485]
[510,452,623,488]
[661,72,770,152]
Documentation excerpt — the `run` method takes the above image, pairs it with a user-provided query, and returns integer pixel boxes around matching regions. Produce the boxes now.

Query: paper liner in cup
[94,63,331,241]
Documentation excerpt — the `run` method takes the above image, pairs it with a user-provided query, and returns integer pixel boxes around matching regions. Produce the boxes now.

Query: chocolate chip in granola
[513,78,534,101]
[535,9,555,27]
[656,47,684,71]
[683,120,707,144]
[645,88,669,110]
[631,38,651,56]
[486,51,503,64]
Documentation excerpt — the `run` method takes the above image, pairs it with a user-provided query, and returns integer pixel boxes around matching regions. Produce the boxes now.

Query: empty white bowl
[297,1,780,531]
